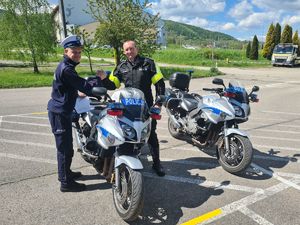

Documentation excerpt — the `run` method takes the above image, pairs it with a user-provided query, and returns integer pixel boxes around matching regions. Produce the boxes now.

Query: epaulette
[143,57,155,66]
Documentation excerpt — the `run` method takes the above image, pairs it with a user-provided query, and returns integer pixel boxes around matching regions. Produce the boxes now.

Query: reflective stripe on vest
[109,69,121,88]
[151,65,164,84]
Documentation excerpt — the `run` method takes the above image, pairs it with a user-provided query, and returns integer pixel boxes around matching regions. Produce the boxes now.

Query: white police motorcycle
[72,87,162,221]
[165,72,253,174]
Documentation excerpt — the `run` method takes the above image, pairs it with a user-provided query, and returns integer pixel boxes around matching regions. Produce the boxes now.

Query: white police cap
[60,35,83,49]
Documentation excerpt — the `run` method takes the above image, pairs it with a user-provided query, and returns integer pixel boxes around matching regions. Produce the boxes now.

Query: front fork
[223,121,230,152]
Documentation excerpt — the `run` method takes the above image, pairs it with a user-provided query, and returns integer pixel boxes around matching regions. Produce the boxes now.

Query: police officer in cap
[47,35,107,192]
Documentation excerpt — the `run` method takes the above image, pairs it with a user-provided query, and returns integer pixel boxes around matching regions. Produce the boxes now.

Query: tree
[281,24,293,43]
[250,35,259,60]
[292,30,299,45]
[87,0,160,65]
[293,30,300,55]
[0,0,56,73]
[246,41,251,58]
[262,23,275,60]
[274,23,281,45]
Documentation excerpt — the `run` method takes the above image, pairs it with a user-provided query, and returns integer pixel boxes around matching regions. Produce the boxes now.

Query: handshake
[96,69,107,80]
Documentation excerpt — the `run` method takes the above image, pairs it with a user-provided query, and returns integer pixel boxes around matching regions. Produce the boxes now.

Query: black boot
[60,180,86,192]
[69,170,82,179]
[152,159,165,177]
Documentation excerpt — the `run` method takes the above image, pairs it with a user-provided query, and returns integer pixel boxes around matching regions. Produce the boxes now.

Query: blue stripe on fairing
[202,107,223,115]
[96,125,109,137]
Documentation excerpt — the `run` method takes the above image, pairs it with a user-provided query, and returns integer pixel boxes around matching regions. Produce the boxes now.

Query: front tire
[168,118,185,140]
[217,134,253,174]
[112,164,144,222]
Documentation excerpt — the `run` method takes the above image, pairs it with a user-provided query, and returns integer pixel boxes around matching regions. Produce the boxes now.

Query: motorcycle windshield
[121,98,149,121]
[227,80,248,103]
[111,88,149,122]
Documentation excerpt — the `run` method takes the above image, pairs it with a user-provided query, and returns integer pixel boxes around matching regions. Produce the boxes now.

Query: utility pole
[59,0,67,38]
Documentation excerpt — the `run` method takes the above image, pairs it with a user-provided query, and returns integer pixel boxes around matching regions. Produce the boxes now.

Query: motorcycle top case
[169,72,190,91]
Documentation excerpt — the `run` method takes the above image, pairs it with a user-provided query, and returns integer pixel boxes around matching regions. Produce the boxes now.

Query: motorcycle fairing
[115,155,143,170]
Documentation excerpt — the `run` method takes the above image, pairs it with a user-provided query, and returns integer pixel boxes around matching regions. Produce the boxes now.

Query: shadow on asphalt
[78,174,112,191]
[240,147,297,180]
[130,159,225,225]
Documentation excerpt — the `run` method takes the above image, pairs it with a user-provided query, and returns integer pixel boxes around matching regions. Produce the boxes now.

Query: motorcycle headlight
[121,124,136,140]
[234,106,243,117]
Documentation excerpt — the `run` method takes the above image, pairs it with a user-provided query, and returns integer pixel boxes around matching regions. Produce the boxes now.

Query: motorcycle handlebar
[202,88,223,93]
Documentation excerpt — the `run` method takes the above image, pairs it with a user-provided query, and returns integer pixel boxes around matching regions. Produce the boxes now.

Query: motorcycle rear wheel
[217,134,253,174]
[112,164,144,222]
[168,118,185,140]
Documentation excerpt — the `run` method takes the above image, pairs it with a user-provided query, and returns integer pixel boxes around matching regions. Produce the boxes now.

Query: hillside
[164,20,242,48]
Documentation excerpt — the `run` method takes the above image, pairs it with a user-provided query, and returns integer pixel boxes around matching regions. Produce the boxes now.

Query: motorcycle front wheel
[168,118,185,140]
[112,164,144,222]
[217,134,253,174]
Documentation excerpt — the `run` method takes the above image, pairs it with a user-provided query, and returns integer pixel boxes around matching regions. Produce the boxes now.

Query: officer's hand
[78,91,86,98]
[153,105,162,110]
[96,69,107,80]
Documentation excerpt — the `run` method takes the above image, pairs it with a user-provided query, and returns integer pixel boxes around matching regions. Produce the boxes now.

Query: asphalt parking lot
[0,67,299,225]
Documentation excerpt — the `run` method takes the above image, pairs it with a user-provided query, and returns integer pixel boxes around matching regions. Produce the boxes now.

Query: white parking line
[254,154,300,164]
[249,117,300,122]
[0,153,56,164]
[201,178,300,225]
[0,138,54,149]
[248,128,300,135]
[6,115,49,120]
[162,143,300,164]
[261,110,300,116]
[251,163,300,191]
[252,135,300,142]
[255,144,299,152]
[0,120,49,127]
[239,207,274,225]
[143,172,264,193]
[0,128,52,136]
[276,172,300,179]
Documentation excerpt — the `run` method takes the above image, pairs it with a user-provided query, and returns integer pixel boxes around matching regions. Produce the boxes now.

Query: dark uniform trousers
[149,119,160,162]
[48,111,74,185]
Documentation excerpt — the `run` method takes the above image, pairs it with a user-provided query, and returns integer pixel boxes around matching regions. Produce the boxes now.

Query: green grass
[160,67,224,80]
[153,48,270,67]
[0,64,222,89]
[0,65,115,89]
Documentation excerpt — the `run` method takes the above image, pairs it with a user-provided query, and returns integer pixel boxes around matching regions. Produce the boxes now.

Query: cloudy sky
[48,0,300,41]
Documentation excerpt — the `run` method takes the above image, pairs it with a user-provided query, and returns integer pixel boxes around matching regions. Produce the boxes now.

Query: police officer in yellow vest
[104,40,166,176]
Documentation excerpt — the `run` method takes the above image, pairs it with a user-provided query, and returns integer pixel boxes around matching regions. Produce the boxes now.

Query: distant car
[182,44,196,50]
[101,45,111,49]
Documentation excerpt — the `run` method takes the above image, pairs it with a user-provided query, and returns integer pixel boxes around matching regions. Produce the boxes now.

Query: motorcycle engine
[186,112,208,135]
[82,122,91,137]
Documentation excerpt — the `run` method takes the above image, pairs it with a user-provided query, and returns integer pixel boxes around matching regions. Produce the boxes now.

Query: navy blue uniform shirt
[47,55,93,114]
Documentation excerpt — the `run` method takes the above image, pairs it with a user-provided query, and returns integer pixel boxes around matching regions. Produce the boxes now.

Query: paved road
[0,67,300,225]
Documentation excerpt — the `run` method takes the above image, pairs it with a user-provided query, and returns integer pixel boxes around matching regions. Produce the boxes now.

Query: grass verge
[0,65,222,89]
